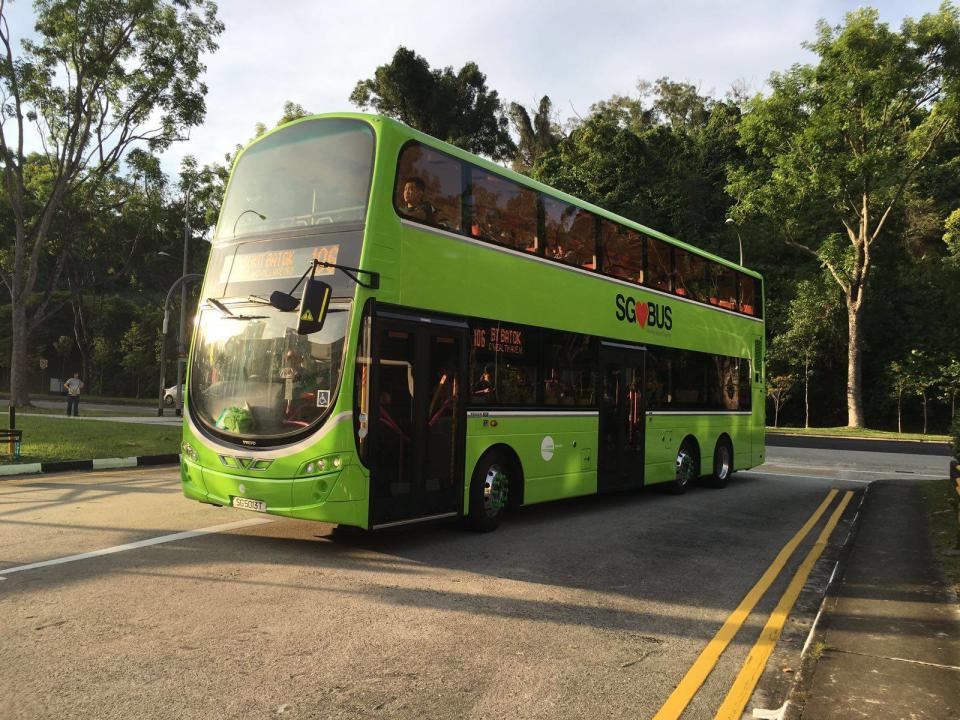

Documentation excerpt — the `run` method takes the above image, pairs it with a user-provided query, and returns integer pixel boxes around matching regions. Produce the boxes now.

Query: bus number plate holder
[232,496,267,512]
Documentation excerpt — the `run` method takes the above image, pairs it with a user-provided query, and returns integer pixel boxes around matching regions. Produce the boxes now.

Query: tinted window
[470,322,538,406]
[740,274,760,317]
[646,237,672,292]
[543,197,597,269]
[395,143,463,232]
[600,220,644,284]
[219,119,374,239]
[707,263,738,310]
[469,170,538,253]
[542,331,596,406]
[647,347,751,411]
[674,247,708,302]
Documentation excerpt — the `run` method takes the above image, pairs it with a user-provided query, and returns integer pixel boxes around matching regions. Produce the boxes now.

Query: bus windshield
[217,118,375,240]
[190,300,350,441]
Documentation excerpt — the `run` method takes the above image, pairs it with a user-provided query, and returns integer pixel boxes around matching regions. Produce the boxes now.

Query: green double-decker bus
[179,112,765,531]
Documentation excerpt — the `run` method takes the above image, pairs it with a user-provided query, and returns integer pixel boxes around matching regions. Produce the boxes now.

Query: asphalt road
[0,447,949,720]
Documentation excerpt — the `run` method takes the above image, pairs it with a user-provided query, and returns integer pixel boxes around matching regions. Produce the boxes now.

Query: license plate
[232,496,266,512]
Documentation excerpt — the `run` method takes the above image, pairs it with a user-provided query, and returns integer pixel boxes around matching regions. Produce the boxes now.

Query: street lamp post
[158,273,203,416]
[725,217,744,266]
[176,180,196,417]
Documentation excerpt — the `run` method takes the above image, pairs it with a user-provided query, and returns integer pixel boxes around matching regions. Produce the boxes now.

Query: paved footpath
[796,480,960,719]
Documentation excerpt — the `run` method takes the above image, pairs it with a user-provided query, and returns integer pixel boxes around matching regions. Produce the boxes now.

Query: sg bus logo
[615,293,673,331]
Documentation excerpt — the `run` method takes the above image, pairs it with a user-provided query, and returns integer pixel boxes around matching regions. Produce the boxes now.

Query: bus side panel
[645,413,755,484]
[463,415,598,513]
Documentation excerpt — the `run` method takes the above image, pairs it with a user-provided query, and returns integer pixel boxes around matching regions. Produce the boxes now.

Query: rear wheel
[669,439,699,495]
[706,438,732,489]
[468,451,511,532]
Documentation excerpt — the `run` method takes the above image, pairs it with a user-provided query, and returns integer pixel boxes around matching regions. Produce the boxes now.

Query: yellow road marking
[713,490,854,720]
[652,489,839,720]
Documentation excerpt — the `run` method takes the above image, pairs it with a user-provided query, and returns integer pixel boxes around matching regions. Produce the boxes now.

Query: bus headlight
[181,441,198,462]
[298,455,344,477]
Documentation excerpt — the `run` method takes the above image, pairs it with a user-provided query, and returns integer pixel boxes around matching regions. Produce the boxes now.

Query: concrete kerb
[778,485,871,720]
[0,453,180,479]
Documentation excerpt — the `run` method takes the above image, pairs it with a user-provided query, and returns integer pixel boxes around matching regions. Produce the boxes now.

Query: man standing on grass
[64,372,83,417]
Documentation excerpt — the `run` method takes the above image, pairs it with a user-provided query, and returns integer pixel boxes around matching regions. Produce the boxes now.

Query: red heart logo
[636,302,649,328]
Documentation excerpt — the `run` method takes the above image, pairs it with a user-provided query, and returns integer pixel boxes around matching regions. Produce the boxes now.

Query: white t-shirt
[65,378,83,396]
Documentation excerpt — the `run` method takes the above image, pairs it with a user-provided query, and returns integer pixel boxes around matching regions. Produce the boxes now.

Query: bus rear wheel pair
[670,436,733,494]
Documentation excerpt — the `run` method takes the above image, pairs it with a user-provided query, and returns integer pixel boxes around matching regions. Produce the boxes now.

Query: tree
[766,374,795,428]
[730,5,960,427]
[771,278,843,427]
[887,359,911,433]
[946,208,960,265]
[350,47,515,161]
[939,358,960,420]
[508,96,561,173]
[0,0,223,406]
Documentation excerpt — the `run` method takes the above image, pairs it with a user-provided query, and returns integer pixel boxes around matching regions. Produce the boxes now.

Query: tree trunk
[846,303,864,428]
[922,391,928,435]
[774,400,780,428]
[804,360,811,429]
[897,393,902,434]
[9,301,32,407]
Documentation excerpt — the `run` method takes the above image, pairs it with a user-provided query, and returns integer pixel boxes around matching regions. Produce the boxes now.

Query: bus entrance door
[598,342,646,492]
[369,315,466,528]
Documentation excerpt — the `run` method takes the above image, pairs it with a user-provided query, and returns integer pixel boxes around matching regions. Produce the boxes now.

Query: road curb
[766,432,951,456]
[0,453,180,478]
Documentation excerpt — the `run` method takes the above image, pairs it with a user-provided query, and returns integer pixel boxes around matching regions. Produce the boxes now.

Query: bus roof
[238,111,763,282]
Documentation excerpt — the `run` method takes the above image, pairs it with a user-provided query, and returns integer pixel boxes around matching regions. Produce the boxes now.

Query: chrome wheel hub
[716,446,731,480]
[676,449,695,487]
[483,464,508,517]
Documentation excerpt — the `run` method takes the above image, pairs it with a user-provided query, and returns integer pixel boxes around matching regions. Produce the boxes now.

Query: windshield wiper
[205,297,268,321]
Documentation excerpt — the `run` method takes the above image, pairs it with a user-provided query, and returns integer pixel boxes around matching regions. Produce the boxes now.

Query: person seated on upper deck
[400,176,439,225]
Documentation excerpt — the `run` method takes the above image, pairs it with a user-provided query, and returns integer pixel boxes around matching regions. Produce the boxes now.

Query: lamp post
[158,273,203,416]
[176,180,196,417]
[725,217,744,266]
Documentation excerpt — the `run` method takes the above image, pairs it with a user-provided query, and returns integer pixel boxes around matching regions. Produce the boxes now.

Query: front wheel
[669,439,699,495]
[468,451,511,532]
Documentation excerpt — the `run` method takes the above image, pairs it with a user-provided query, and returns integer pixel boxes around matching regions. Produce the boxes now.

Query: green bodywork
[181,112,765,528]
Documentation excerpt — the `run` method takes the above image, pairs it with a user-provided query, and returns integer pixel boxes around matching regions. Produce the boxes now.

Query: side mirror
[296,278,332,335]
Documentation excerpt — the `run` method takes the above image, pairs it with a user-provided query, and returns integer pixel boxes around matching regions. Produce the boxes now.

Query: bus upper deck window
[395,143,463,232]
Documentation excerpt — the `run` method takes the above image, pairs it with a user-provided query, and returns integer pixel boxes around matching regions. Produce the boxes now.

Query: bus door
[598,342,646,492]
[369,313,467,528]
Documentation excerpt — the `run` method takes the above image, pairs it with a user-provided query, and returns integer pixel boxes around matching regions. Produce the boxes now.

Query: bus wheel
[469,452,510,532]
[707,439,732,489]
[669,439,699,495]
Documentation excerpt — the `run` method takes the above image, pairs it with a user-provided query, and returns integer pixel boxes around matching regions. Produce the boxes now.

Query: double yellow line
[653,488,854,720]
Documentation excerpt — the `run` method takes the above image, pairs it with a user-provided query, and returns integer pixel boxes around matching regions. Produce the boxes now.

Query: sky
[3,0,946,178]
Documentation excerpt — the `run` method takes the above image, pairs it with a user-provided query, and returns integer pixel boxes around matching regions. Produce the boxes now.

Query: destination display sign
[473,324,524,355]
[219,244,340,284]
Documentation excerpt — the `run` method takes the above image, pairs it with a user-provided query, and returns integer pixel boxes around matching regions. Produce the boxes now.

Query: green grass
[767,426,950,443]
[920,477,960,595]
[0,415,180,465]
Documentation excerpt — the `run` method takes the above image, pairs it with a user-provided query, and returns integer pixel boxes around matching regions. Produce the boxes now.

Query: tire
[468,451,511,532]
[706,438,732,489]
[669,439,699,495]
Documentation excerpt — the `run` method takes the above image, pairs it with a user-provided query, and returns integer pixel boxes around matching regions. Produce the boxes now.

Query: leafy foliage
[350,47,515,161]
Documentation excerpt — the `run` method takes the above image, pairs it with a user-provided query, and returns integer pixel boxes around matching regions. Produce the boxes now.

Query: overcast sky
[5,0,945,178]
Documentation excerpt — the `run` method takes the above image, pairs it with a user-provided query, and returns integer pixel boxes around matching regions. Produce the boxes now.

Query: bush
[952,414,960,462]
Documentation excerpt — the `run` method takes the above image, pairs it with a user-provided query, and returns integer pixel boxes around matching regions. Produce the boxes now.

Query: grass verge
[768,426,950,443]
[920,477,960,596]
[0,415,180,465]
